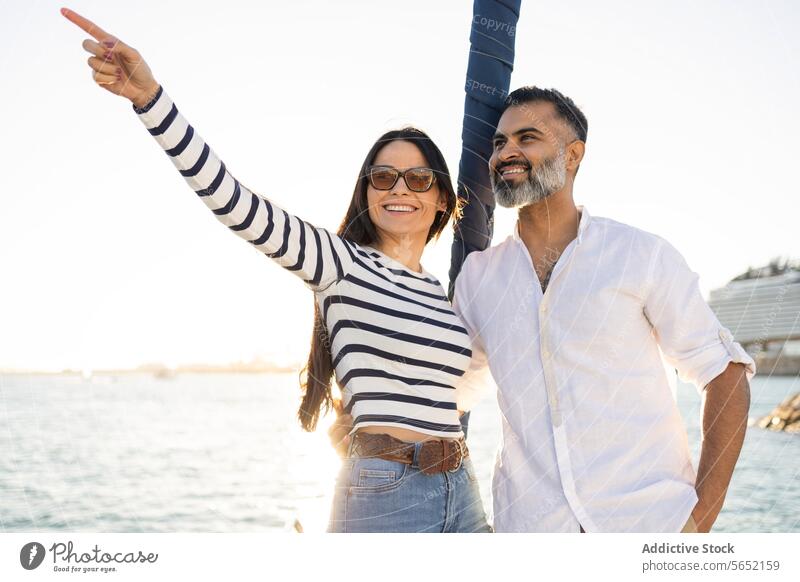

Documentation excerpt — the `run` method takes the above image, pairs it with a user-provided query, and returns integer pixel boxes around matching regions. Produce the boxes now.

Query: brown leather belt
[349,432,469,475]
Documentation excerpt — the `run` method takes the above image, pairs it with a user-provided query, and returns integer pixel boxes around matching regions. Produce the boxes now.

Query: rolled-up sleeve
[644,238,756,392]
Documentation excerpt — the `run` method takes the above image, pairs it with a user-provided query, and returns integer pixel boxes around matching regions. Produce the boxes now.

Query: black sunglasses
[367,165,437,193]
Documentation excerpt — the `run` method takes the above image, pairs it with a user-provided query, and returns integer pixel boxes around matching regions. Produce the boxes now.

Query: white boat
[709,258,800,374]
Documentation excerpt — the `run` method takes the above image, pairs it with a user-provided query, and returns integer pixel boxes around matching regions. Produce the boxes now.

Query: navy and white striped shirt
[133,85,478,437]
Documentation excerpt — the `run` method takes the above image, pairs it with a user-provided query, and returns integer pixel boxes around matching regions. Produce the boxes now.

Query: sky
[1,0,798,372]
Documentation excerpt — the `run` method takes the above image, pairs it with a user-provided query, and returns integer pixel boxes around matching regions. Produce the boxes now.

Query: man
[451,86,755,532]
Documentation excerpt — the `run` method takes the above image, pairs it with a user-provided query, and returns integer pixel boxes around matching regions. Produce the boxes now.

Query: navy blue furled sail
[449,0,521,299]
[451,0,521,437]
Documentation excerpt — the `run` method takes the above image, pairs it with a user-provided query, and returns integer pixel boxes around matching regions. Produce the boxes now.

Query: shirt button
[542,349,550,358]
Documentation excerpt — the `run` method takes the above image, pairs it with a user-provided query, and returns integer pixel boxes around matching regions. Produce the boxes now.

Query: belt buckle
[447,439,465,473]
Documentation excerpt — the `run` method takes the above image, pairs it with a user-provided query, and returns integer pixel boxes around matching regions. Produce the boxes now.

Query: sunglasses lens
[405,168,435,192]
[369,167,398,190]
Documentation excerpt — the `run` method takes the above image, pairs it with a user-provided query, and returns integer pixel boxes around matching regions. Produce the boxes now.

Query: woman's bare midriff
[356,424,461,443]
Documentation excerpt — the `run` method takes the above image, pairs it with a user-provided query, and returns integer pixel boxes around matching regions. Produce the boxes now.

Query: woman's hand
[328,399,353,458]
[61,7,160,108]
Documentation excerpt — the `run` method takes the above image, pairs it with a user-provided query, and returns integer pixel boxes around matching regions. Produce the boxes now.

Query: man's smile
[497,164,530,179]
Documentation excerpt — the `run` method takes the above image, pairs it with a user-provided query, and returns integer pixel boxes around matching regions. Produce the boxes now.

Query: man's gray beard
[492,148,567,208]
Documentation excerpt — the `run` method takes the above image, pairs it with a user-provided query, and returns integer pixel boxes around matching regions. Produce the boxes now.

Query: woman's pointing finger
[60,7,111,41]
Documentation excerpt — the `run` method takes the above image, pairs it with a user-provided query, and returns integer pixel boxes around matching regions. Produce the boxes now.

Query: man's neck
[516,189,581,292]
[517,189,580,249]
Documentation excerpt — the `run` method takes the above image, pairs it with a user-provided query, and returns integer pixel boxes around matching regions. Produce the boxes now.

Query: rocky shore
[757,392,800,433]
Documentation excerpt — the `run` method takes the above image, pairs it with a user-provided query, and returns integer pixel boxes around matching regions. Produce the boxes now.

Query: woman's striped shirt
[132,85,480,438]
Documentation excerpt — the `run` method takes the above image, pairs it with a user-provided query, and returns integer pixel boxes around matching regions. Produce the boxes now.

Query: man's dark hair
[503,86,588,143]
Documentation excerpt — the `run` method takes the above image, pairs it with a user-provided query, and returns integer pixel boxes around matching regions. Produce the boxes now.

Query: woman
[61,6,501,533]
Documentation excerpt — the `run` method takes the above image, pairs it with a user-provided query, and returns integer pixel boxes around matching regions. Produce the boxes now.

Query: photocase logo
[20,542,46,570]
[17,540,158,574]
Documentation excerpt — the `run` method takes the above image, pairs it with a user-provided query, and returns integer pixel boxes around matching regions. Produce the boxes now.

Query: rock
[758,392,800,433]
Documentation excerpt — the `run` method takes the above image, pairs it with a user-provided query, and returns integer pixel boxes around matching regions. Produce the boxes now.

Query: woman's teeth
[384,204,417,212]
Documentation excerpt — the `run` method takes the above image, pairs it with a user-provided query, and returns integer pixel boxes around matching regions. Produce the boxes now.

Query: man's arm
[452,258,493,413]
[693,362,750,532]
[643,238,756,532]
[448,0,521,300]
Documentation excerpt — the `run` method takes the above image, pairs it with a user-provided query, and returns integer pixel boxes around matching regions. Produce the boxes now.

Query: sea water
[1,372,797,532]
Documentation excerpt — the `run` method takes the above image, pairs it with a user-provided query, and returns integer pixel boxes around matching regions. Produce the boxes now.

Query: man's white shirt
[452,206,755,532]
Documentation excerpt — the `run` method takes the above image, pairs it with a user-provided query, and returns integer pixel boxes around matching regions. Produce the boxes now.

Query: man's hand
[328,399,353,458]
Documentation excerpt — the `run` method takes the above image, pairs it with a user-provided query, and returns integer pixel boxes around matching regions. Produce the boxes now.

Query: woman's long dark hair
[297,127,460,431]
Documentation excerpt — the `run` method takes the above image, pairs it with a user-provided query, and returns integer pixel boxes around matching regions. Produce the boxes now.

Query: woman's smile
[381,202,419,214]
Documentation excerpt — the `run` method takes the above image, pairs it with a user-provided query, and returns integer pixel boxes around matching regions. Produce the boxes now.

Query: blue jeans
[327,442,492,533]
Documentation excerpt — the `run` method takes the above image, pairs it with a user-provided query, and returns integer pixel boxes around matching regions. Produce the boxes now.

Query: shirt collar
[513,205,591,246]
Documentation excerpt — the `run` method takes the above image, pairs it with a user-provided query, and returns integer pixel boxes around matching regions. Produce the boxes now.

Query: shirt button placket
[540,317,562,427]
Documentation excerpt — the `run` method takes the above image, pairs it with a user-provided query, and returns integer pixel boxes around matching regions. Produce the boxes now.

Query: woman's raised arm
[62,7,354,292]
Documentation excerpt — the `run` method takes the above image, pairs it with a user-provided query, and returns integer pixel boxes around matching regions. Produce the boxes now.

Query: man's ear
[566,140,586,173]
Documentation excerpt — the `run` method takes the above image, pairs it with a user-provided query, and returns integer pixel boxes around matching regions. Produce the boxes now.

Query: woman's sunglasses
[367,165,437,193]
